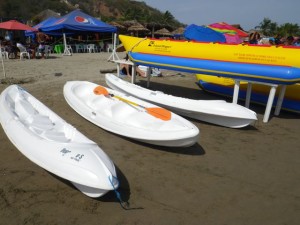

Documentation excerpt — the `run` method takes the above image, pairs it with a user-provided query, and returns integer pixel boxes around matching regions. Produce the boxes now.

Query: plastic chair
[35,46,48,58]
[82,44,88,53]
[0,47,9,59]
[95,44,101,52]
[47,45,54,54]
[107,44,113,52]
[98,41,104,52]
[17,45,30,60]
[66,45,73,53]
[87,44,96,53]
[75,44,84,53]
[44,45,51,58]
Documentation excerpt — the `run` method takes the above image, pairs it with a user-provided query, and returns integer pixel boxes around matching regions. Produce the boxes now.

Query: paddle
[93,86,171,121]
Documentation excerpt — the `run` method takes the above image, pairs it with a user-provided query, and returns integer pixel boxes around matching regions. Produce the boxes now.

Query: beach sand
[0,52,299,225]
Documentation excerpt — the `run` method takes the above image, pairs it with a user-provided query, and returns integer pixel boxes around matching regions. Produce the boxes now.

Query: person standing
[36,32,50,59]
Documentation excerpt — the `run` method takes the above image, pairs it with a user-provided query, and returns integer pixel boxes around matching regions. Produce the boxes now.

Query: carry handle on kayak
[93,86,171,121]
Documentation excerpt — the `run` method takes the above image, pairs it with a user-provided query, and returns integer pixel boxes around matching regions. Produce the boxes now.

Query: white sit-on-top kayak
[63,81,199,147]
[105,73,257,128]
[0,85,118,198]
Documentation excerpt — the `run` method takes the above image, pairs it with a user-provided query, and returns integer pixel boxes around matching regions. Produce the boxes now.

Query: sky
[139,0,300,31]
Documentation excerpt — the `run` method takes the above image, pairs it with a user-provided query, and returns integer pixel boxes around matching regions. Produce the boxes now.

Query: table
[54,44,64,54]
[114,59,135,83]
[113,59,151,87]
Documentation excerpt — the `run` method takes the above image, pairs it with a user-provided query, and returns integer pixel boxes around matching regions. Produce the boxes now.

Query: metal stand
[63,33,72,56]
[0,41,6,78]
[232,79,285,123]
[108,33,120,62]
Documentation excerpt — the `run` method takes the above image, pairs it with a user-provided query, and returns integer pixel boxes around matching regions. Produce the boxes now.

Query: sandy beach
[0,52,299,225]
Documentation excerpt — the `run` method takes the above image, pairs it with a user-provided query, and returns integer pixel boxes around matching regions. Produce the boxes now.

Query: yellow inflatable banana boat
[119,35,300,85]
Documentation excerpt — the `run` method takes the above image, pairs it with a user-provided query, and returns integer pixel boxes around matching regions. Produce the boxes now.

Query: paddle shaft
[110,94,144,109]
[93,85,171,121]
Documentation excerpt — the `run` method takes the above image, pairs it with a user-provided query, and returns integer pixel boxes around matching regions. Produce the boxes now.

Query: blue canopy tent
[25,17,58,38]
[184,24,226,43]
[39,9,117,55]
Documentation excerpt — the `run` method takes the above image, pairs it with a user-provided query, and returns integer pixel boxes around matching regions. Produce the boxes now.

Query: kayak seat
[6,93,16,112]
[29,115,69,142]
[110,102,137,121]
[73,83,91,98]
[125,112,165,129]
[15,99,37,121]
[42,130,70,142]
[29,115,54,131]
[87,96,111,109]
[87,97,115,121]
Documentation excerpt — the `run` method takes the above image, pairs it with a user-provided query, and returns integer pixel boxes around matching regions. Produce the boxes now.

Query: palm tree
[277,23,300,37]
[161,10,175,27]
[255,18,278,36]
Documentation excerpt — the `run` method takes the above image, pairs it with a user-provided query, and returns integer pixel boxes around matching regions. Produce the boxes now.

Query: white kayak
[0,85,118,198]
[105,73,257,128]
[63,81,200,147]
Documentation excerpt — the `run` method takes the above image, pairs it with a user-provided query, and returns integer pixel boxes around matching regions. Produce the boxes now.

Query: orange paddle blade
[146,107,171,121]
[94,86,109,95]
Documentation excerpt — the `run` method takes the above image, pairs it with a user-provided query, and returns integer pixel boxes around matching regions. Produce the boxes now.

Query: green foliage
[277,23,300,37]
[255,18,278,36]
[0,0,183,29]
[6,0,300,37]
[0,0,69,20]
[256,17,300,37]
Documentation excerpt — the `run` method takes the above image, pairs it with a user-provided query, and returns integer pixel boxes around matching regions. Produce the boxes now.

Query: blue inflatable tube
[129,52,300,85]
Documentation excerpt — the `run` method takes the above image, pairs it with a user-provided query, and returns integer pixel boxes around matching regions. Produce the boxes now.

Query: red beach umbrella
[0,20,37,78]
[0,20,37,31]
